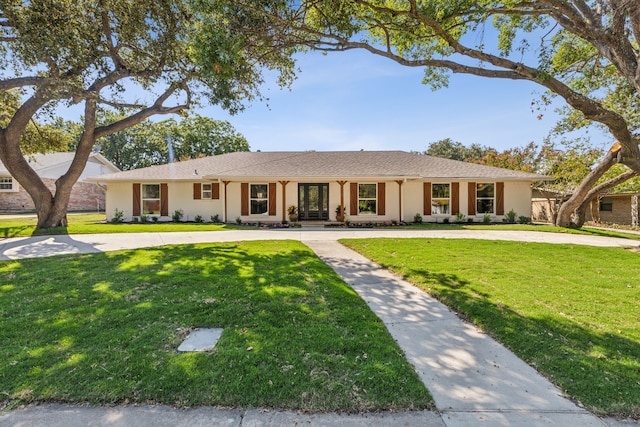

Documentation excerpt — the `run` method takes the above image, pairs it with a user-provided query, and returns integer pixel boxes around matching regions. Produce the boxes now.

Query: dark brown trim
[160,183,168,216]
[279,181,289,222]
[468,182,476,216]
[350,182,358,216]
[268,182,277,216]
[496,182,505,215]
[423,182,431,216]
[132,183,141,217]
[378,182,386,216]
[241,183,249,216]
[451,182,460,215]
[212,182,220,200]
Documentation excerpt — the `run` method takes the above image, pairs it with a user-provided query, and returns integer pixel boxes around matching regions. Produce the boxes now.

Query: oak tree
[0,0,293,228]
[233,0,640,227]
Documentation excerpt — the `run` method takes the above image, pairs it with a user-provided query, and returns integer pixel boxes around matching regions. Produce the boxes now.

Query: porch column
[279,180,290,222]
[337,180,347,221]
[223,180,230,223]
[396,180,404,221]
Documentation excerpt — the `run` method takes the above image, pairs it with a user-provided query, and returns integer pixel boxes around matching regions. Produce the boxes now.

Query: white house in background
[88,150,549,223]
[0,152,120,212]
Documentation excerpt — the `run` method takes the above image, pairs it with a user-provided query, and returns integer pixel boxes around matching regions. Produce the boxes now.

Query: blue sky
[198,49,610,153]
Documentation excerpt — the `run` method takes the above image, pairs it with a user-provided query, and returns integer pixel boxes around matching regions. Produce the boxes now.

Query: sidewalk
[0,228,637,261]
[1,229,638,426]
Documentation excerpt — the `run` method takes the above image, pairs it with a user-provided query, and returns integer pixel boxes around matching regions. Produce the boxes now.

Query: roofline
[88,175,551,183]
[89,152,121,172]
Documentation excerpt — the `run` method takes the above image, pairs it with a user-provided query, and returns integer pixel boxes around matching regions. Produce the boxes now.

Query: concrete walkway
[1,229,638,426]
[0,228,637,260]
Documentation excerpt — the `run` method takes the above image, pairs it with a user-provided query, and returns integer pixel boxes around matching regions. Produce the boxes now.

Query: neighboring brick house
[532,189,640,227]
[0,152,120,212]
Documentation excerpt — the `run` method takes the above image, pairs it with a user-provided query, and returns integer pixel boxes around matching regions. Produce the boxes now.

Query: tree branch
[99,6,124,70]
[94,80,191,139]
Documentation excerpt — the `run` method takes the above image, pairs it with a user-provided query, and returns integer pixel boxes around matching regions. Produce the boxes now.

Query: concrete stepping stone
[177,328,223,352]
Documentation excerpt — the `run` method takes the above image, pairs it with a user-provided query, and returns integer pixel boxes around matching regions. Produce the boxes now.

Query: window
[599,197,613,212]
[142,184,160,214]
[202,183,212,199]
[358,183,377,215]
[431,183,450,214]
[0,177,15,191]
[476,183,495,214]
[250,184,268,215]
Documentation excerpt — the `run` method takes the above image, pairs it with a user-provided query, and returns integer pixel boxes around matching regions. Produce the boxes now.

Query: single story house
[533,189,639,227]
[0,152,120,212]
[88,150,549,223]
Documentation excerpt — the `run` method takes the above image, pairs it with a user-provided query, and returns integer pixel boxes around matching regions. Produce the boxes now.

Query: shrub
[483,212,492,224]
[443,217,450,224]
[503,209,518,224]
[467,217,474,223]
[111,208,124,224]
[140,214,149,223]
[235,216,242,224]
[172,209,184,222]
[211,214,220,223]
[518,215,532,224]
[413,213,423,224]
[194,214,204,223]
[152,216,159,223]
[455,212,467,223]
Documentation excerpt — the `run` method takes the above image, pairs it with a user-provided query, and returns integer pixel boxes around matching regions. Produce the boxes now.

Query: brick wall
[0,178,105,212]
[586,196,633,225]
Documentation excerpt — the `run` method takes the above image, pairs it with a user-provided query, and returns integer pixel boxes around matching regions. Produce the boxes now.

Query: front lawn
[342,238,640,418]
[0,214,235,237]
[2,213,640,240]
[0,240,432,412]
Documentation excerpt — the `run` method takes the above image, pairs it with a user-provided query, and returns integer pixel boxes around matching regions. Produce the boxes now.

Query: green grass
[0,240,432,412]
[0,214,233,237]
[2,213,639,240]
[341,238,640,418]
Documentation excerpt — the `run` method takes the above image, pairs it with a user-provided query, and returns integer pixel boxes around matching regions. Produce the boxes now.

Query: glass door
[298,184,329,220]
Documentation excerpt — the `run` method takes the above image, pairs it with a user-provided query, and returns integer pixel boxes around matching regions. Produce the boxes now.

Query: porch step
[297,221,335,228]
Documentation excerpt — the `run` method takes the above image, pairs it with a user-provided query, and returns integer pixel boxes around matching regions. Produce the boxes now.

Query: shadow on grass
[0,241,432,412]
[406,266,640,418]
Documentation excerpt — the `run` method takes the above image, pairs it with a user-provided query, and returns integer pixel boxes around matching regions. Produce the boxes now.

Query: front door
[298,183,329,220]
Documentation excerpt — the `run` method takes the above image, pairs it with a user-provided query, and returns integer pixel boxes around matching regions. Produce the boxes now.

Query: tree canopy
[424,138,491,162]
[90,114,250,171]
[0,0,294,228]
[226,0,640,227]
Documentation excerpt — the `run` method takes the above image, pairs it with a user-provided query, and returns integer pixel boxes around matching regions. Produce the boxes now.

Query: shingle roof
[0,152,76,174]
[88,151,550,182]
[0,152,118,175]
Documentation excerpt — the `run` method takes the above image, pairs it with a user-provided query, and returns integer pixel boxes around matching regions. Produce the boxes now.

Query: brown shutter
[241,183,249,216]
[193,183,202,200]
[268,182,277,216]
[349,182,358,215]
[451,182,460,215]
[423,182,432,215]
[350,182,358,216]
[468,182,476,216]
[132,183,141,217]
[212,182,220,200]
[160,183,169,216]
[377,182,385,215]
[496,182,505,215]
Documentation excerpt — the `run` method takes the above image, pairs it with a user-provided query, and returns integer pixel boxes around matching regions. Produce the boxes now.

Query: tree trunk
[555,149,620,227]
[35,181,73,228]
